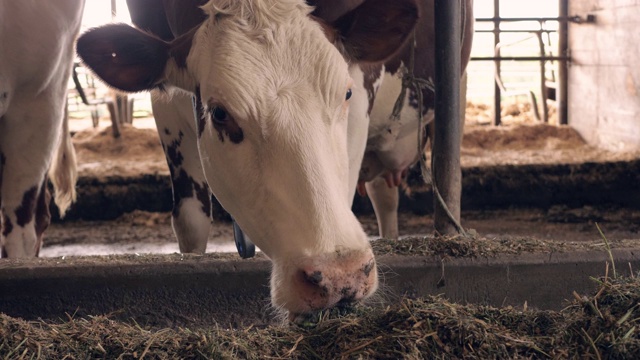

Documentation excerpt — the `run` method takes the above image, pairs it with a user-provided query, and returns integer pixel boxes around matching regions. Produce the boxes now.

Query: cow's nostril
[303,270,323,286]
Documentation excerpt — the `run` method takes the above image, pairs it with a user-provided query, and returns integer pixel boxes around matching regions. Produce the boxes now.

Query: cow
[0,1,84,258]
[124,0,473,253]
[77,0,418,317]
[347,0,474,239]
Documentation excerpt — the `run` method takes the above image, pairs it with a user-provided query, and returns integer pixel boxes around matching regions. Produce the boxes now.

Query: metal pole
[537,30,550,123]
[472,56,571,61]
[558,0,569,125]
[493,0,501,126]
[111,0,117,20]
[433,0,462,235]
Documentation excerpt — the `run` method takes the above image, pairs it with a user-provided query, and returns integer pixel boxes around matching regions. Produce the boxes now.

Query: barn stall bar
[3,0,640,358]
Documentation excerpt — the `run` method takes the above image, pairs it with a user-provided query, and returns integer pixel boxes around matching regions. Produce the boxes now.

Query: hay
[373,235,569,258]
[2,274,639,359]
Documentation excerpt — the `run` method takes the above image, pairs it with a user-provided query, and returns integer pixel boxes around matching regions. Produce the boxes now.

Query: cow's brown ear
[77,24,169,92]
[332,0,419,63]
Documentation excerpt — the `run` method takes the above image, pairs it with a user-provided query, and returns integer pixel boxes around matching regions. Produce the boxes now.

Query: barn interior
[51,0,640,256]
[2,0,640,358]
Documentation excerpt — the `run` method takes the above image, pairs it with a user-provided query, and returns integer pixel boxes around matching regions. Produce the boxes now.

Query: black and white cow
[0,0,84,258]
[78,0,418,316]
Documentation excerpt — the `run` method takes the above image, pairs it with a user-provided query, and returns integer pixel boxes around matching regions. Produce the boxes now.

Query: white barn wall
[569,0,640,150]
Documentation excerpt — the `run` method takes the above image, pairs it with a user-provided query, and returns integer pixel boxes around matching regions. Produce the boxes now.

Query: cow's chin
[269,248,379,318]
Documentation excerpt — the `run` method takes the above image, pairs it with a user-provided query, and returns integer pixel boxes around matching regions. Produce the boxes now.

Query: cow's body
[81,0,418,316]
[353,0,474,238]
[0,0,83,257]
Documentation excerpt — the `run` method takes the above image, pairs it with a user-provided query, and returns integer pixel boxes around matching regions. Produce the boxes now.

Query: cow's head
[77,0,417,316]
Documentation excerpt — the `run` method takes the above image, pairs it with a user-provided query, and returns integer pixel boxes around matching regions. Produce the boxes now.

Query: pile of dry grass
[372,235,570,258]
[2,273,639,359]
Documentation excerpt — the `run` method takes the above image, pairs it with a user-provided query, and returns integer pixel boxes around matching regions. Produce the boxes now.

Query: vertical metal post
[493,0,502,126]
[111,0,117,20]
[537,30,550,123]
[433,0,462,235]
[558,0,569,125]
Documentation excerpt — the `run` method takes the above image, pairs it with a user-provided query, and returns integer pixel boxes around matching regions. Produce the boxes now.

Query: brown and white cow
[306,0,474,240]
[77,0,418,316]
[348,0,475,239]
[0,1,83,258]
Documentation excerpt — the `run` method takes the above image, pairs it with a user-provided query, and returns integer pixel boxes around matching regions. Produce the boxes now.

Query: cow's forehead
[189,0,350,121]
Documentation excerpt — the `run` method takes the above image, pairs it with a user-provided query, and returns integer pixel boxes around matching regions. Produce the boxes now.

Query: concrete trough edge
[1,248,639,328]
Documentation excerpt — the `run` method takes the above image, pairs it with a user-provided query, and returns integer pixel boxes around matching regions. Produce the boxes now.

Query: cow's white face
[77,0,417,316]
[190,1,369,314]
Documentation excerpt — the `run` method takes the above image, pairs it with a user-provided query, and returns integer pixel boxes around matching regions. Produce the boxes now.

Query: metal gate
[471,0,595,126]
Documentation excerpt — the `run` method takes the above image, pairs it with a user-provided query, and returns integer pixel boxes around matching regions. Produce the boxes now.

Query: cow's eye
[211,106,228,124]
[345,88,353,101]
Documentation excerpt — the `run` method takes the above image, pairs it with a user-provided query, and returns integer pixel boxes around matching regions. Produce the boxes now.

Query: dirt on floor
[73,124,168,178]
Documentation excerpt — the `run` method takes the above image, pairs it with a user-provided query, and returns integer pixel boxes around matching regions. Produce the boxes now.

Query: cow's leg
[33,177,51,257]
[365,176,399,239]
[151,91,211,254]
[0,95,61,258]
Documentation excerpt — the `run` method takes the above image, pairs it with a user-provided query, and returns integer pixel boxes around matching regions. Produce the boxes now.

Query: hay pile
[2,274,639,359]
[372,235,570,258]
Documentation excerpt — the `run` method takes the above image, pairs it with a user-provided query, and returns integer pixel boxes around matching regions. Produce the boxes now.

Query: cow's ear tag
[233,219,255,259]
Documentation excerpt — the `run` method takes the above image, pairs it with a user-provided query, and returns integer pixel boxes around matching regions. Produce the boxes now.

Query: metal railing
[470,0,595,125]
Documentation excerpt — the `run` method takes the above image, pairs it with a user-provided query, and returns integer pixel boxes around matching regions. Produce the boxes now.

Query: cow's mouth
[288,301,360,327]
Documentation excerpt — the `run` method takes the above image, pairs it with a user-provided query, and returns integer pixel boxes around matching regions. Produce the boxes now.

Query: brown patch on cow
[15,186,38,227]
[169,27,196,69]
[170,168,192,217]
[224,121,244,144]
[169,168,210,219]
[34,179,51,256]
[164,131,185,168]
[1,213,12,238]
[194,180,211,218]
